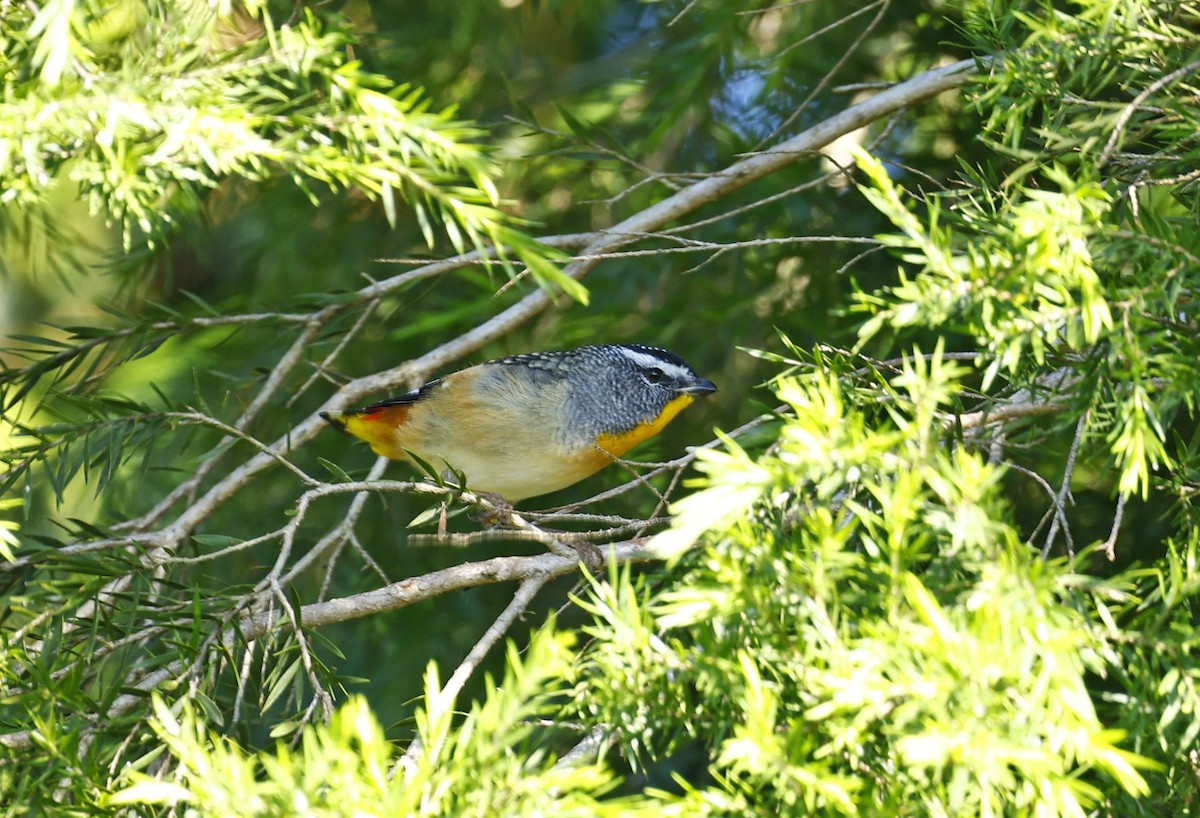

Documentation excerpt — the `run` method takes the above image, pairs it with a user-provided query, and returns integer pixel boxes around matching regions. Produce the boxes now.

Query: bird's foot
[471,490,515,529]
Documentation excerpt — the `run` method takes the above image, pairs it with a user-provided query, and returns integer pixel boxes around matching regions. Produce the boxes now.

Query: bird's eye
[644,366,665,383]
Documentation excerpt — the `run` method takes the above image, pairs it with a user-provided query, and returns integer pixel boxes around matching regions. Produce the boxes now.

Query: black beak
[679,378,718,396]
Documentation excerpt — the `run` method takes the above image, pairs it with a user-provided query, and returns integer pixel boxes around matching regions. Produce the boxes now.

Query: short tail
[319,404,408,461]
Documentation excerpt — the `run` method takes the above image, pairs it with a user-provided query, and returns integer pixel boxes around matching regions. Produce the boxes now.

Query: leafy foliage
[1,0,569,292]
[2,0,1200,815]
[573,351,1194,815]
[110,630,659,817]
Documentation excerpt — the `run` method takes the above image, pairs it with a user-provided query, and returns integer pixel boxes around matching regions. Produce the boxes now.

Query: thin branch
[285,299,380,409]
[956,397,1072,431]
[0,312,314,388]
[279,457,392,587]
[269,578,335,725]
[1102,491,1129,561]
[756,0,892,148]
[1099,60,1200,165]
[0,539,660,751]
[1006,462,1065,547]
[166,411,321,486]
[285,541,659,630]
[1042,413,1087,558]
[112,320,330,533]
[398,574,550,770]
[777,0,885,58]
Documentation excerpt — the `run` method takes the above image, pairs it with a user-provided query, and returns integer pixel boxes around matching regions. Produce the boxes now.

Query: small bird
[320,344,717,502]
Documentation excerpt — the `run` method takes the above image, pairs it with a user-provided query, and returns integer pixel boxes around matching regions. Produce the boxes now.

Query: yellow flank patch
[594,394,695,458]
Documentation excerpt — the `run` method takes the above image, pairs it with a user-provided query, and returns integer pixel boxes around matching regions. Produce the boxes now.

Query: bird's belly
[402,440,610,502]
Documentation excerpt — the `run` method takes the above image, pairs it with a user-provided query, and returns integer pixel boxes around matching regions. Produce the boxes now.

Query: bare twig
[0,539,663,752]
[1102,491,1129,561]
[1007,462,1065,548]
[1099,60,1200,165]
[398,574,550,771]
[756,0,892,148]
[1042,413,1087,557]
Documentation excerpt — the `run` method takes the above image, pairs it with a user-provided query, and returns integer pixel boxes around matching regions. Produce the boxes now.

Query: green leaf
[317,457,355,483]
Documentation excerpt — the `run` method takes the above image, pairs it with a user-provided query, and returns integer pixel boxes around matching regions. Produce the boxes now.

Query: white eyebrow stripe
[618,347,693,379]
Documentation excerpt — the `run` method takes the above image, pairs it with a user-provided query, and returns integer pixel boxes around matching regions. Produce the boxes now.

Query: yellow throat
[593,394,696,458]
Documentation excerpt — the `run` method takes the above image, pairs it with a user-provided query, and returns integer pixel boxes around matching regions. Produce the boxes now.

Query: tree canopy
[2,0,1200,815]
